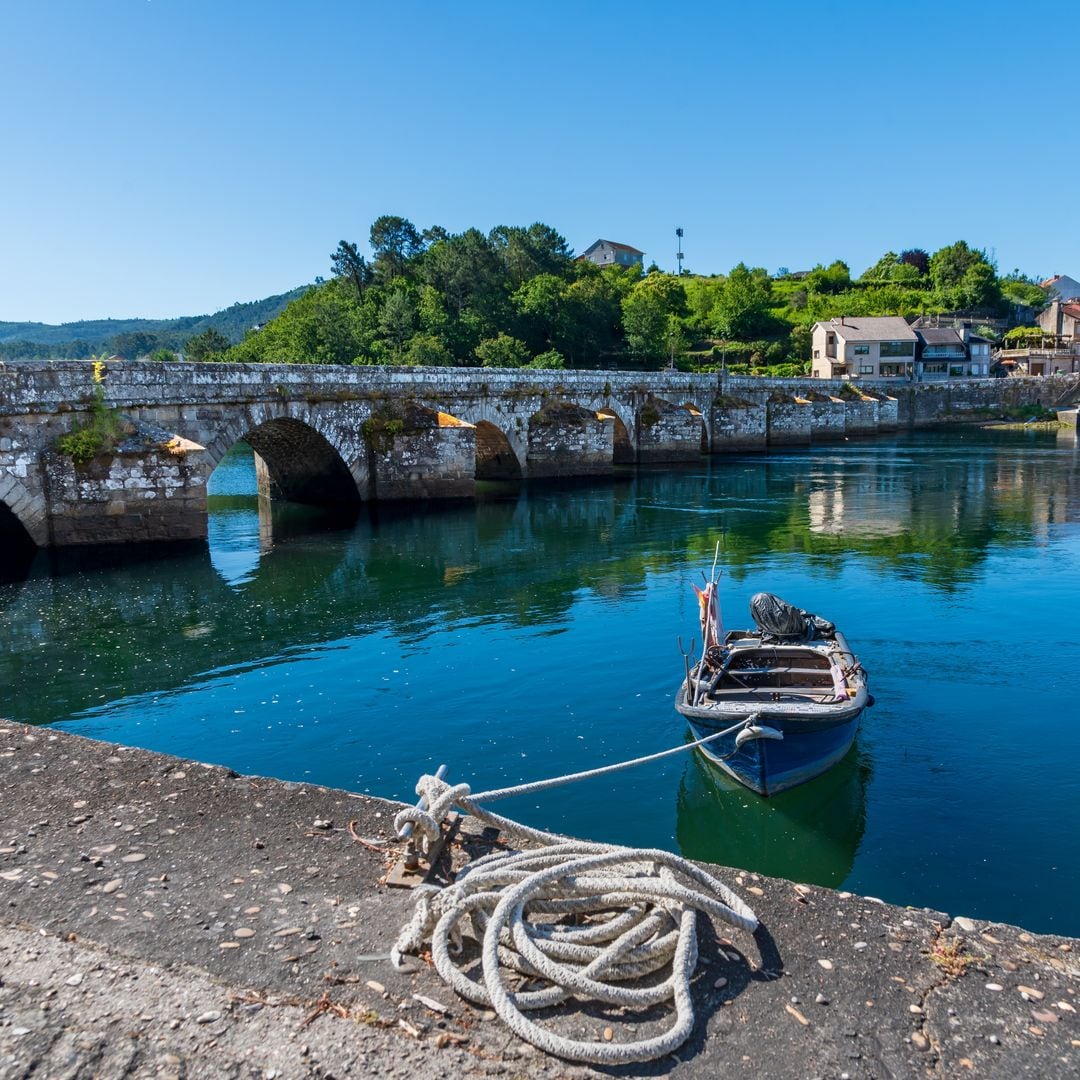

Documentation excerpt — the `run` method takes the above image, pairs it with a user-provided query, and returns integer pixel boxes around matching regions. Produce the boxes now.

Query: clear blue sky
[2,0,1075,324]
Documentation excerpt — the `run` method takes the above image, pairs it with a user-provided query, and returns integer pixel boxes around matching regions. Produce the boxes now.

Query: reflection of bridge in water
[1,429,1076,731]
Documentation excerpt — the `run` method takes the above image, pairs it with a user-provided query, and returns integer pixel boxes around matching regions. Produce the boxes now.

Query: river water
[3,428,1078,934]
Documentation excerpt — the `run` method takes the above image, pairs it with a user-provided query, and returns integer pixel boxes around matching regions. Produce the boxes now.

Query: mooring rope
[391,719,760,1064]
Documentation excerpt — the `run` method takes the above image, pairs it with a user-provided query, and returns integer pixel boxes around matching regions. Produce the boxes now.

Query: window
[813,349,820,359]
[922,362,946,374]
[880,363,909,377]
[880,341,915,357]
[949,365,965,377]
[860,364,874,375]
[853,345,870,355]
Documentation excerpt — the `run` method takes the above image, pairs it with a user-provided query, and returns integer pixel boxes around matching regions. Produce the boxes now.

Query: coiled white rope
[391,720,760,1064]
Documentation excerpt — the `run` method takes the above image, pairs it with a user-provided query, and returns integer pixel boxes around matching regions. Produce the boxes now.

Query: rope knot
[393,774,472,855]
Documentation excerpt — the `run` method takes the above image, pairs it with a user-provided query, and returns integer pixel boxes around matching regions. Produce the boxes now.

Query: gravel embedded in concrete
[1,717,1078,1078]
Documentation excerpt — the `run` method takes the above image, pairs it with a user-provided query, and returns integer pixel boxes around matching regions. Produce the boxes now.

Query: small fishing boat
[676,555,871,796]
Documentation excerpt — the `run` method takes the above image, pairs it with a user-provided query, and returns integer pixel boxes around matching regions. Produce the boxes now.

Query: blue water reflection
[2,427,1078,934]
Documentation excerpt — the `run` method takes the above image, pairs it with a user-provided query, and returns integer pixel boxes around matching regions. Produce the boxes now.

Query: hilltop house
[578,240,645,271]
[1040,274,1080,302]
[810,316,918,379]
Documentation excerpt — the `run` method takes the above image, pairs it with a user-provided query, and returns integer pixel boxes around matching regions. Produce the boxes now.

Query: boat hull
[682,707,862,796]
[674,615,870,796]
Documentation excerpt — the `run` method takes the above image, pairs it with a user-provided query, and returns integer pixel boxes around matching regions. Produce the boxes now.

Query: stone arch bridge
[0,360,1071,554]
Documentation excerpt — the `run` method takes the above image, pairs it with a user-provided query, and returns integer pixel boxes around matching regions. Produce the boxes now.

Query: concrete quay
[0,717,1077,1079]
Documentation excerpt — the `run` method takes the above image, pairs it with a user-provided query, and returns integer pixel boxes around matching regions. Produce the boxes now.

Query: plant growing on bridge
[638,403,661,428]
[55,358,125,465]
[362,413,407,451]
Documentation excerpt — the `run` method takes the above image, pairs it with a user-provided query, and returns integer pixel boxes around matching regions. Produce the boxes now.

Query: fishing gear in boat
[676,544,872,796]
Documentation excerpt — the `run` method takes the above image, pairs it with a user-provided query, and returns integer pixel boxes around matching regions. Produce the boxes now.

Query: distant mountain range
[0,286,309,358]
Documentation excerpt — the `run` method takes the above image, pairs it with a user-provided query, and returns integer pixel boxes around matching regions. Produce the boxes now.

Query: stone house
[578,240,645,271]
[810,316,918,380]
[1037,299,1080,340]
[1021,299,1080,374]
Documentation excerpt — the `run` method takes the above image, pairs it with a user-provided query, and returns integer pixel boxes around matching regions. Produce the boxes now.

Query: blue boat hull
[685,711,862,796]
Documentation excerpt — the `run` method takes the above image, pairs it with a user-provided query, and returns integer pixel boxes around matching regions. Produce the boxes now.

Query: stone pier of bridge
[0,360,1072,555]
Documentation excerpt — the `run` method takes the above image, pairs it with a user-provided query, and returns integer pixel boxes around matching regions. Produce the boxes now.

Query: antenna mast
[675,227,684,275]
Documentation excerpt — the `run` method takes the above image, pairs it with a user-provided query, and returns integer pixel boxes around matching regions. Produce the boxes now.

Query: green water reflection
[677,746,871,888]
[1,427,1078,933]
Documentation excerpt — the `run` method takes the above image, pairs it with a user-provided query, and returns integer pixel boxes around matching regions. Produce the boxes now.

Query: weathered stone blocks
[527,401,613,478]
[767,396,812,446]
[636,397,705,462]
[42,447,208,546]
[843,396,880,436]
[805,394,846,440]
[708,399,766,451]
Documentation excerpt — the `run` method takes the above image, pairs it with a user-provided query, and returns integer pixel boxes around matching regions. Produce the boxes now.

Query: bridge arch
[204,407,363,507]
[597,408,635,464]
[0,475,44,580]
[474,420,523,480]
[0,474,47,547]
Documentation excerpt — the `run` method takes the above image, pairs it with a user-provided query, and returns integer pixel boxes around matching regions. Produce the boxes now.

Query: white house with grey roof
[810,316,918,379]
[578,239,645,271]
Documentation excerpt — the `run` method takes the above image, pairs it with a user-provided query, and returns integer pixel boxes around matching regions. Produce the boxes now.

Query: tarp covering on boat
[749,592,835,641]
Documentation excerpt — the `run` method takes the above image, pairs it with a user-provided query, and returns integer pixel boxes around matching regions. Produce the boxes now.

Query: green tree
[1000,275,1047,310]
[226,280,369,365]
[403,333,454,366]
[378,289,417,359]
[805,260,851,294]
[681,276,724,331]
[475,332,529,368]
[369,215,423,281]
[929,241,985,292]
[710,263,773,339]
[788,324,813,361]
[959,261,1001,309]
[420,228,506,330]
[330,240,371,297]
[110,330,161,359]
[559,268,629,365]
[622,274,687,363]
[149,347,178,362]
[512,273,568,352]
[185,327,231,361]
[527,349,565,369]
[860,252,900,281]
[489,223,573,287]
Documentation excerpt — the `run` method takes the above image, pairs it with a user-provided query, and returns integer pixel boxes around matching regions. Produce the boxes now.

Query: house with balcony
[914,329,993,379]
[810,316,918,379]
[578,239,645,271]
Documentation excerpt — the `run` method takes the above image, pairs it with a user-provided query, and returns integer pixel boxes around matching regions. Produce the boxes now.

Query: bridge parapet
[1,361,1076,556]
